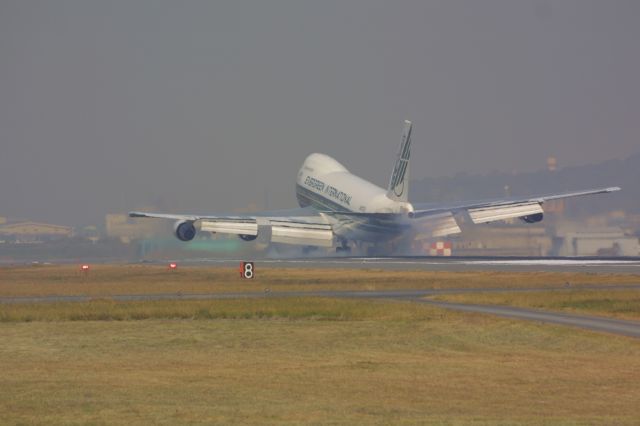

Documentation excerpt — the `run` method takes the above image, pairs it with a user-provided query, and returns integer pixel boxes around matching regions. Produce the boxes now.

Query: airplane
[130,120,620,254]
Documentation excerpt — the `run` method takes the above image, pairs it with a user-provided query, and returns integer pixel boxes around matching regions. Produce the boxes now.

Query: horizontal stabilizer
[424,212,462,237]
[413,212,462,239]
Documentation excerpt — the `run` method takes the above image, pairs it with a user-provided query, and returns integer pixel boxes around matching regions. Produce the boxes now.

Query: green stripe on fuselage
[296,184,409,238]
[296,184,351,213]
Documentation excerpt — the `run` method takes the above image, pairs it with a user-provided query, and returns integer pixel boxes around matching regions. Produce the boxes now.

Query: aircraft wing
[411,186,621,223]
[315,186,620,239]
[129,209,334,247]
[129,212,200,221]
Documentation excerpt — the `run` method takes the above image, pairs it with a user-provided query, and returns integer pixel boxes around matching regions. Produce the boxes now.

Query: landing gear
[302,246,319,255]
[363,243,392,257]
[336,239,352,254]
[366,246,378,257]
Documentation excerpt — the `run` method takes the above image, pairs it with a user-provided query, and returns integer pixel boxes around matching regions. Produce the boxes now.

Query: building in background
[0,221,74,243]
[105,213,166,243]
[450,224,551,257]
[554,227,639,257]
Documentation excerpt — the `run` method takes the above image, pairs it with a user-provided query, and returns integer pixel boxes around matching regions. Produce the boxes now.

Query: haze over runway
[1,1,639,226]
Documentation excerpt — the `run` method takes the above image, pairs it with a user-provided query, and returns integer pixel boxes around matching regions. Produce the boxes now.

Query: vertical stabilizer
[387,120,412,202]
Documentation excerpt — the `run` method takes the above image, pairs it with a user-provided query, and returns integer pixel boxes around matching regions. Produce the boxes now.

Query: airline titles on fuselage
[304,176,352,206]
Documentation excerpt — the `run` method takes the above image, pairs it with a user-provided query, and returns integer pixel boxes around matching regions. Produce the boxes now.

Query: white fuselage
[296,153,414,242]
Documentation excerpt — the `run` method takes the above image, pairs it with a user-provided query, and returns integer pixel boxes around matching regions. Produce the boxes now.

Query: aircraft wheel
[302,246,317,255]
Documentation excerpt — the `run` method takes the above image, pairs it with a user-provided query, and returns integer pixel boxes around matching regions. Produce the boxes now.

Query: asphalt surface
[416,299,640,339]
[3,284,640,339]
[181,256,640,274]
[8,256,640,273]
[3,257,640,338]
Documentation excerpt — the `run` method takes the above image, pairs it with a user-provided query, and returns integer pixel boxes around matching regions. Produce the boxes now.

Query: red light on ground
[81,264,90,271]
[169,263,177,270]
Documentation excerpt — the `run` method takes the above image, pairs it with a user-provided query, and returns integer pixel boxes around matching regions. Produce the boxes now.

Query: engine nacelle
[238,234,257,242]
[174,220,197,241]
[521,213,543,224]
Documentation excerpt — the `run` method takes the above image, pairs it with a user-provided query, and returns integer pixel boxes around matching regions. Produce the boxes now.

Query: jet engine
[174,220,197,241]
[238,234,257,241]
[521,213,543,224]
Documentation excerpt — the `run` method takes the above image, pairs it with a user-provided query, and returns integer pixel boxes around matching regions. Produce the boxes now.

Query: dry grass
[1,264,639,298]
[0,297,435,323]
[2,265,640,423]
[435,289,640,321]
[1,303,639,425]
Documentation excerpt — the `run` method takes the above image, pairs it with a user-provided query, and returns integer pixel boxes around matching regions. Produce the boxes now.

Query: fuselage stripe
[296,184,351,213]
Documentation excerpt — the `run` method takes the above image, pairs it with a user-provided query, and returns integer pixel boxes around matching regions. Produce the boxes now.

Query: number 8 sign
[240,261,254,279]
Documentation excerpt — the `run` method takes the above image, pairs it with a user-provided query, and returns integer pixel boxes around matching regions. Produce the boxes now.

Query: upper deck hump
[301,153,348,174]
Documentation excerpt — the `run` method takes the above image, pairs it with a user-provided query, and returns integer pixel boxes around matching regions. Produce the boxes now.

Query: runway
[3,284,640,339]
[181,256,640,274]
[3,257,639,337]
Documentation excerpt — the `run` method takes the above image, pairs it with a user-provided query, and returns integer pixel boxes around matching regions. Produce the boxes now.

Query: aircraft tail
[387,120,412,202]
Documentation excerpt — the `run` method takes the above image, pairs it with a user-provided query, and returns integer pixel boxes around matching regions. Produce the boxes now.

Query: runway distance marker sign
[240,261,255,279]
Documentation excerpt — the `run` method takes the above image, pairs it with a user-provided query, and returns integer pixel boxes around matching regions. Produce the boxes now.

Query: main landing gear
[336,239,352,254]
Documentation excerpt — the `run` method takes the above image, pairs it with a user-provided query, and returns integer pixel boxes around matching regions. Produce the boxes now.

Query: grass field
[1,265,640,424]
[1,264,639,298]
[435,289,640,321]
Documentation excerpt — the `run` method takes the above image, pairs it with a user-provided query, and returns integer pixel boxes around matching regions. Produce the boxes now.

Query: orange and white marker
[429,241,452,256]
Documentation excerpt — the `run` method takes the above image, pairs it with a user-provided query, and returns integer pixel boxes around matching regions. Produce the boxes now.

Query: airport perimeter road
[415,300,640,339]
[2,285,640,339]
[3,284,640,304]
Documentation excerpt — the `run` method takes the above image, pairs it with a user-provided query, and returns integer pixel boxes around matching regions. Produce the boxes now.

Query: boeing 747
[130,120,620,254]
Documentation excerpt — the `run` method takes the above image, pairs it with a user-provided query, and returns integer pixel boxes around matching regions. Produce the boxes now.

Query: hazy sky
[1,1,638,226]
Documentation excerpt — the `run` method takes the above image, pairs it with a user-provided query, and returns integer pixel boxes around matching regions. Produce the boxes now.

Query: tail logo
[389,129,411,197]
